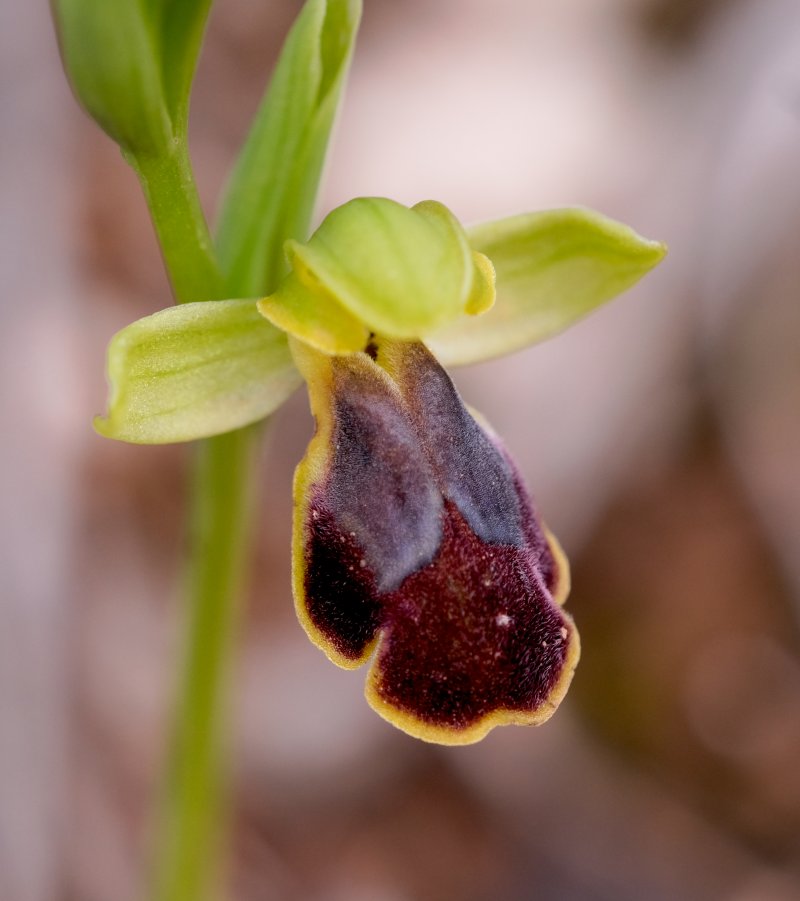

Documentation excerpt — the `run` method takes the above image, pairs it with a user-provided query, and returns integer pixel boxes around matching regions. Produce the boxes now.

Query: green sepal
[95,300,302,444]
[216,0,362,296]
[259,197,492,349]
[427,208,667,366]
[52,0,171,154]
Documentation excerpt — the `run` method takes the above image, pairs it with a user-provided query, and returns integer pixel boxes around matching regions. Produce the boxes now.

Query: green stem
[131,144,257,901]
[153,427,260,901]
[132,145,226,304]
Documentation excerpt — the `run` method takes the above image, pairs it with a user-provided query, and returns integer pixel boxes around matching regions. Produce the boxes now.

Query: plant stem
[131,144,257,901]
[132,145,226,304]
[153,427,260,901]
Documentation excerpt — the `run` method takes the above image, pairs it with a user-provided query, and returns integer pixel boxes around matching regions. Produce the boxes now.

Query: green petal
[465,250,496,316]
[257,267,370,356]
[261,198,488,348]
[95,300,301,444]
[216,0,362,296]
[426,208,666,366]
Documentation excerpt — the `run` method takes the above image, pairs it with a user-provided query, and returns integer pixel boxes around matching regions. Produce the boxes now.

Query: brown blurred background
[2,0,800,899]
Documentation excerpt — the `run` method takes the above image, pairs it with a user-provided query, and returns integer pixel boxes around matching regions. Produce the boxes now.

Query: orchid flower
[96,196,665,744]
[54,0,665,745]
[53,9,666,901]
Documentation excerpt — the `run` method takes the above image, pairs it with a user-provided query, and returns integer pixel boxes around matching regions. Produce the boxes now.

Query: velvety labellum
[292,339,578,744]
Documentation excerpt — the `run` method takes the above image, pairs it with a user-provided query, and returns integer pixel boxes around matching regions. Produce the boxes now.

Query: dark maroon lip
[305,498,573,732]
[296,339,577,737]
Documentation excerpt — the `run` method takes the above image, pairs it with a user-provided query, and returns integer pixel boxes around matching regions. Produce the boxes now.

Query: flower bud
[53,0,171,153]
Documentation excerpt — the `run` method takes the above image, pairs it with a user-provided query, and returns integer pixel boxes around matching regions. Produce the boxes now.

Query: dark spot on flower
[303,499,383,661]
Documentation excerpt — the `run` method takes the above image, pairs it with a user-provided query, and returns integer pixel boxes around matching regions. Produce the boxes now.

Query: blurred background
[3,0,800,898]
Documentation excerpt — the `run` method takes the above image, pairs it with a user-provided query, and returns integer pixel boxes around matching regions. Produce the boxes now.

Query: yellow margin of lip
[290,340,397,671]
[364,611,581,746]
[544,525,571,607]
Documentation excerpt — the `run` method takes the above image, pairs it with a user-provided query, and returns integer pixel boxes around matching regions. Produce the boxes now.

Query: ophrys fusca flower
[94,197,665,743]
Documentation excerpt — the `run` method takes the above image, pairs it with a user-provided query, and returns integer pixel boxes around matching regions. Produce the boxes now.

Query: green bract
[95,300,301,444]
[257,198,495,353]
[95,201,665,445]
[148,0,215,137]
[428,207,667,365]
[216,0,362,296]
